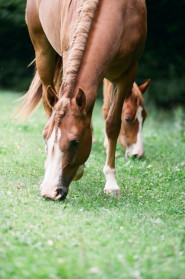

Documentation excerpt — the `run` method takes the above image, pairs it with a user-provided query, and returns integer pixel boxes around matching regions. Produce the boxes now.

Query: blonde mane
[60,0,100,97]
[52,0,100,140]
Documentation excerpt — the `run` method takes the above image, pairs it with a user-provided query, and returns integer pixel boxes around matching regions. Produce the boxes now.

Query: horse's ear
[139,79,151,94]
[76,88,86,111]
[46,85,58,108]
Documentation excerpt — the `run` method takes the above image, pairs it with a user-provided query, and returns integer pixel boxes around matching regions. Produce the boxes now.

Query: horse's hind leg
[26,0,56,118]
[35,42,56,118]
[103,64,138,197]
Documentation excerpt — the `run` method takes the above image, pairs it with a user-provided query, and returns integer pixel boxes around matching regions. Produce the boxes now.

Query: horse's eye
[70,140,79,148]
[125,117,134,123]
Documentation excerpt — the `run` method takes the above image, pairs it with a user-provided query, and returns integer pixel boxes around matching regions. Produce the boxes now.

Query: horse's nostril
[41,187,68,201]
[56,187,68,200]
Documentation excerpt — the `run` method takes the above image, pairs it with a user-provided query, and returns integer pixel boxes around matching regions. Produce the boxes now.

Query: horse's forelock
[52,96,70,142]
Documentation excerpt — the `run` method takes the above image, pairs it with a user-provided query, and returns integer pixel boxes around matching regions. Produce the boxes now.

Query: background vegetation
[0,0,185,106]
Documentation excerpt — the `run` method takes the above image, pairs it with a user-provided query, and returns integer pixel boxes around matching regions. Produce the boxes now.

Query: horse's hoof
[104,188,121,197]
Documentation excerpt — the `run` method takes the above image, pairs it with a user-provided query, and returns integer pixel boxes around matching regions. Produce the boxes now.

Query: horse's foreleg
[103,64,138,197]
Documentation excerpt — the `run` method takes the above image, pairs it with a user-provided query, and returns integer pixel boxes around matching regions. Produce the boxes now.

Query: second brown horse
[103,78,150,159]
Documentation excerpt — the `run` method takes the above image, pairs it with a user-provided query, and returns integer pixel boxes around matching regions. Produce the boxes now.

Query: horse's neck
[60,0,100,104]
[71,0,126,115]
[74,67,102,116]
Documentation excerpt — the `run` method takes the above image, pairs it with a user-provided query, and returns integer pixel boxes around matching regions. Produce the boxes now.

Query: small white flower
[47,240,54,246]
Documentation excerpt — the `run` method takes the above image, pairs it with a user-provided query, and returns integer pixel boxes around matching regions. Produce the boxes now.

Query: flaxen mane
[53,0,100,137]
[51,0,100,140]
[60,0,100,97]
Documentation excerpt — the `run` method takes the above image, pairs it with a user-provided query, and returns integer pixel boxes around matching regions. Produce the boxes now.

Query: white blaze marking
[126,106,144,158]
[40,128,63,199]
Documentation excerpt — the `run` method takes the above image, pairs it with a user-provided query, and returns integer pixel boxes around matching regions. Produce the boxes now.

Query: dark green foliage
[145,0,185,78]
[0,0,185,106]
[139,0,185,107]
[1,0,25,25]
[0,0,34,91]
[0,18,34,91]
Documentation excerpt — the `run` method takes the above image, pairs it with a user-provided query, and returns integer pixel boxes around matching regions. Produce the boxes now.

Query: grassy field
[0,91,185,279]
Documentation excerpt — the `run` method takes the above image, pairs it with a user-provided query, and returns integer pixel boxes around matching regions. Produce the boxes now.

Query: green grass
[0,90,185,279]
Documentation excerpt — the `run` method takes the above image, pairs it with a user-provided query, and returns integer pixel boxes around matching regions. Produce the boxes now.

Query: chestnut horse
[103,78,150,159]
[17,0,147,200]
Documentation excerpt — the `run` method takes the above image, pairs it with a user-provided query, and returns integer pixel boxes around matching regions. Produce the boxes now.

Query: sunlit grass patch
[0,91,185,279]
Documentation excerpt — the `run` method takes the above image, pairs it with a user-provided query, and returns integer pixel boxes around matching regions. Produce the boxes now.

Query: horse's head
[119,79,150,158]
[40,87,92,200]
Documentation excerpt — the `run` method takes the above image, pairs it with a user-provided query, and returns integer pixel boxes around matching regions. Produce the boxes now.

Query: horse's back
[103,0,147,80]
[118,0,147,57]
[26,0,146,69]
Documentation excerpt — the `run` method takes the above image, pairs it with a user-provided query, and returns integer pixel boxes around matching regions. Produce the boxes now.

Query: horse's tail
[13,55,63,121]
[13,70,42,121]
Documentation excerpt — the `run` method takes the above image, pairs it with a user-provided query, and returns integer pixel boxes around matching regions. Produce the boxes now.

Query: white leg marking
[103,165,120,197]
[40,128,63,199]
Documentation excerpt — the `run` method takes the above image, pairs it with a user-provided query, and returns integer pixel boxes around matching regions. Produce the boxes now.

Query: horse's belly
[39,0,61,53]
[39,0,73,55]
[39,0,81,55]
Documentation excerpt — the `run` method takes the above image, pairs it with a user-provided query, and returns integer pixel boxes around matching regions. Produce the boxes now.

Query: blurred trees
[139,0,185,106]
[0,0,34,90]
[0,0,185,106]
[1,0,25,24]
